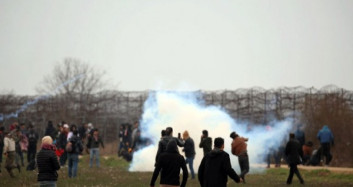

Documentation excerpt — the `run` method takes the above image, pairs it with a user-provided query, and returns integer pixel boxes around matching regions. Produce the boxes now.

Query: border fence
[1,85,352,166]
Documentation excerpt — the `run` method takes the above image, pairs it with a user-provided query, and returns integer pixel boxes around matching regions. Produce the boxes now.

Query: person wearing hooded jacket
[198,137,241,187]
[150,140,188,187]
[317,125,334,166]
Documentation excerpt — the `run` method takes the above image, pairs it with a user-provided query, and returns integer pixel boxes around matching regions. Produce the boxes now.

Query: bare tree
[37,58,106,96]
[36,58,110,123]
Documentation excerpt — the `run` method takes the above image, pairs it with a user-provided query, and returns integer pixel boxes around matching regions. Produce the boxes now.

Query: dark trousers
[0,145,3,163]
[321,143,332,165]
[238,154,249,180]
[60,151,67,166]
[27,145,37,163]
[287,164,304,184]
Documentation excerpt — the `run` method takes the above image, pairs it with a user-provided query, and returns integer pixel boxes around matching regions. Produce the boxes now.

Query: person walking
[37,136,60,187]
[230,131,249,183]
[87,129,104,168]
[285,133,304,185]
[199,130,212,156]
[67,130,83,178]
[182,130,196,179]
[3,131,17,177]
[198,137,242,187]
[150,140,188,187]
[317,125,334,166]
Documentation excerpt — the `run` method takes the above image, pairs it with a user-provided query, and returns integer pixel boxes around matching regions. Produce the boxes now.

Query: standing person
[285,133,304,185]
[317,125,334,166]
[295,125,306,147]
[37,136,60,187]
[45,121,57,141]
[57,124,69,166]
[67,130,83,178]
[150,140,188,187]
[123,124,132,149]
[131,121,139,149]
[19,123,28,154]
[230,131,249,183]
[117,124,125,157]
[199,130,212,156]
[67,124,77,141]
[182,130,196,179]
[87,129,104,168]
[78,123,87,142]
[198,137,242,187]
[3,131,17,177]
[27,124,39,165]
[155,127,184,165]
[14,129,23,171]
[0,126,5,172]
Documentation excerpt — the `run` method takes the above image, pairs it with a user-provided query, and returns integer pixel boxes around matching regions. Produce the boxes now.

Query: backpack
[66,139,83,153]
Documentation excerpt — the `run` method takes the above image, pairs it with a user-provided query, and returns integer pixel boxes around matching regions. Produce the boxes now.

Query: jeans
[185,156,195,179]
[90,148,100,167]
[238,154,249,181]
[68,153,79,178]
[286,164,304,184]
[39,181,57,187]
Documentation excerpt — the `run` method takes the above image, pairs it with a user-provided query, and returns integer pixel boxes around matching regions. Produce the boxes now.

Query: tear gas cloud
[130,91,292,173]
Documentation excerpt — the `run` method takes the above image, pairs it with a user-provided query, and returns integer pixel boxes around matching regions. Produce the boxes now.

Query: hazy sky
[1,0,353,95]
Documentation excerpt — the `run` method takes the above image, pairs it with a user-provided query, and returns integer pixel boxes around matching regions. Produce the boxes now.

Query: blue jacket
[317,125,334,144]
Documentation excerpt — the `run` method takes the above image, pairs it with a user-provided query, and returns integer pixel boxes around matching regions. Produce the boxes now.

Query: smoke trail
[0,74,85,121]
[129,91,292,173]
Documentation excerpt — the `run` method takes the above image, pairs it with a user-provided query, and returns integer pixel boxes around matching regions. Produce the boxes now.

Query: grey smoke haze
[1,0,353,94]
[130,91,292,172]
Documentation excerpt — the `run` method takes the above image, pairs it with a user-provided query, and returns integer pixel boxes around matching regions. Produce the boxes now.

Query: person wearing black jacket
[182,130,196,179]
[150,140,188,187]
[199,130,212,156]
[198,137,241,187]
[44,121,57,141]
[285,133,304,185]
[155,127,184,165]
[37,136,60,187]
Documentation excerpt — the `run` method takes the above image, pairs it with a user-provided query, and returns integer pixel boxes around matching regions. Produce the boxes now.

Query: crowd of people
[0,120,335,186]
[0,120,105,186]
[149,125,335,186]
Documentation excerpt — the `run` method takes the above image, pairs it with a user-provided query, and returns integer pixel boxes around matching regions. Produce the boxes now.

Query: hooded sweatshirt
[317,125,334,144]
[151,140,188,187]
[198,148,240,187]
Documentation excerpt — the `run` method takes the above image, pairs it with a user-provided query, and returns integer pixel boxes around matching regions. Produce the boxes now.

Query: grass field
[1,155,352,187]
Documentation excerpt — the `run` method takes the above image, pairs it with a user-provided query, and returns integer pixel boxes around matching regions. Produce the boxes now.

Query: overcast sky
[1,0,353,95]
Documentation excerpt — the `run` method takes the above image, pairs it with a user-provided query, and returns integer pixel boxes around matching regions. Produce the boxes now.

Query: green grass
[1,155,352,186]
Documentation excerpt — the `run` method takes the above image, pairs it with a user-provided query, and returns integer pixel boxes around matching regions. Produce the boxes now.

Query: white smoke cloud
[129,91,292,173]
